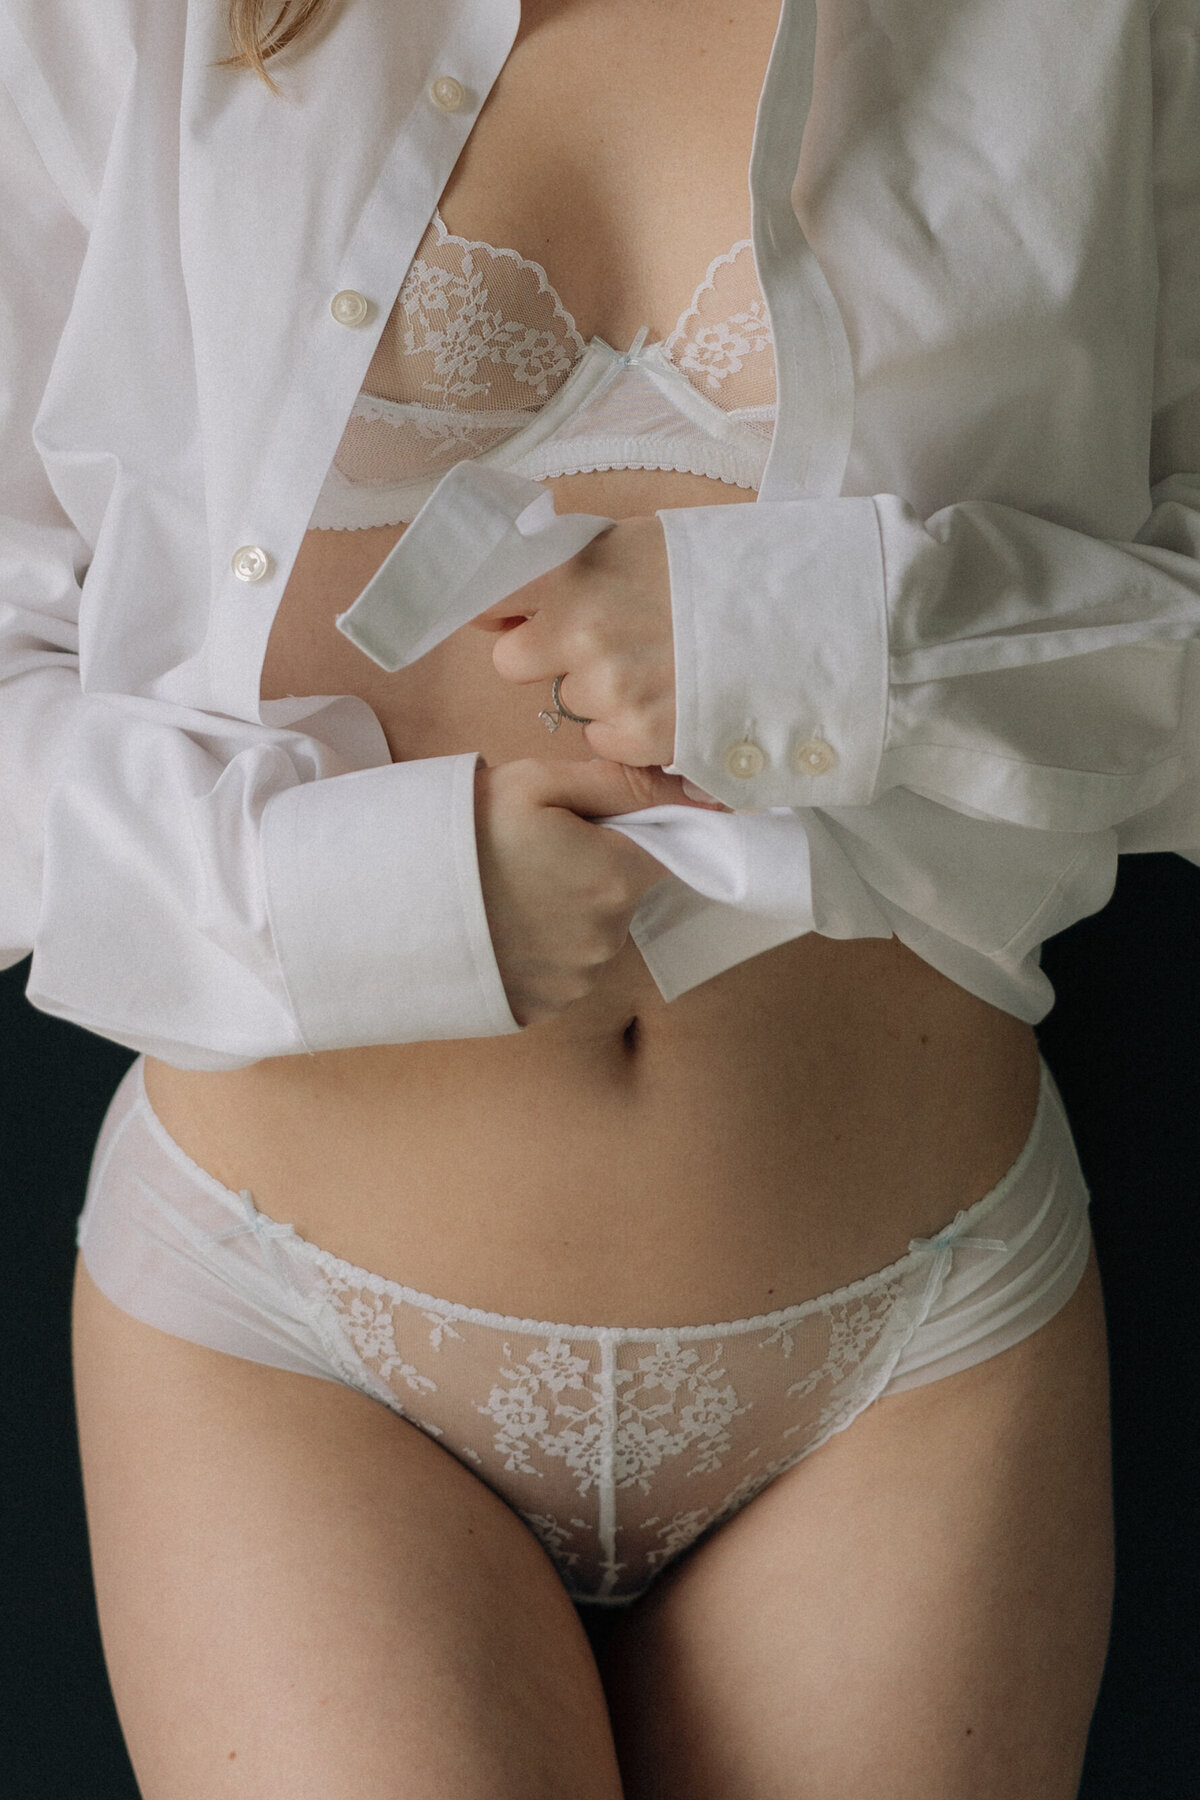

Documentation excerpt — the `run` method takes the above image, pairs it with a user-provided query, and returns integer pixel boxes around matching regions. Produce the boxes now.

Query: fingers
[473,756,725,1026]
[680,778,721,804]
[526,758,725,818]
[577,704,676,769]
[468,571,558,651]
[488,609,568,686]
[480,582,611,687]
[467,607,534,636]
[465,520,616,641]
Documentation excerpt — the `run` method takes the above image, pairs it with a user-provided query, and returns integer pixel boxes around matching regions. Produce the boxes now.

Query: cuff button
[794,737,837,776]
[725,740,766,780]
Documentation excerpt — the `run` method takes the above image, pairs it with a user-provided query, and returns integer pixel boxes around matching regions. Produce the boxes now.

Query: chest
[434,0,784,348]
[261,0,785,723]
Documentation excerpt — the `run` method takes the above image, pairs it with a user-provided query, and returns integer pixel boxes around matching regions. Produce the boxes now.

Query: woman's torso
[143,0,1040,1327]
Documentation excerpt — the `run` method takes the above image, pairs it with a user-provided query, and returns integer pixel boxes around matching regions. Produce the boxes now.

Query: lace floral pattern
[398,256,579,403]
[365,211,587,415]
[664,241,775,404]
[478,1335,751,1494]
[282,1243,937,1602]
[673,306,772,391]
[319,210,777,509]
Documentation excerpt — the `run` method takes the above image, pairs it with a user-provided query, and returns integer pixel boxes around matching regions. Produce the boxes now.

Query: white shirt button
[429,75,466,112]
[231,545,271,584]
[330,289,370,327]
[794,737,838,776]
[725,740,766,780]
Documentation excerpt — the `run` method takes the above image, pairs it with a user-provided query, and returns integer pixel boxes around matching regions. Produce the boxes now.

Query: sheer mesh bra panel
[311,210,778,529]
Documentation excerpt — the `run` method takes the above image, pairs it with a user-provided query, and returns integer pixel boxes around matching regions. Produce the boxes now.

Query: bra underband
[310,208,778,530]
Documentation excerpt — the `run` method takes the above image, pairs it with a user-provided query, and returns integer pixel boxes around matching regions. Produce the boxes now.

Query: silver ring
[551,673,594,725]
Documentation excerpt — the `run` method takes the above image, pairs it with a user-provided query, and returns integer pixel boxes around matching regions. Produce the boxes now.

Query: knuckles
[610,763,670,810]
[567,865,641,923]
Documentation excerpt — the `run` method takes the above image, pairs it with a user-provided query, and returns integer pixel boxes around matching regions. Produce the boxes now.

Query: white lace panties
[77,1059,1090,1605]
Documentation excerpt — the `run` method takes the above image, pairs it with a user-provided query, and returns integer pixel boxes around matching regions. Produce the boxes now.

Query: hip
[141,933,1042,1323]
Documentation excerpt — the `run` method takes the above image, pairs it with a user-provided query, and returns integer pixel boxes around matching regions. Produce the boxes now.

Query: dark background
[2,852,1198,1797]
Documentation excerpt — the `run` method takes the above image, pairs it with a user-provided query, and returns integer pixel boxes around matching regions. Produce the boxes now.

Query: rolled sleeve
[261,751,519,1050]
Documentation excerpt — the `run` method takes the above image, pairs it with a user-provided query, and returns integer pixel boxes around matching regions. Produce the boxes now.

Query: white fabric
[308,207,774,528]
[1,0,1199,1067]
[77,1055,1091,1603]
[335,470,614,669]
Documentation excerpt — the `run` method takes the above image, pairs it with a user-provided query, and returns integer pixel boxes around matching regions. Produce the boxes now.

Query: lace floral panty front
[295,1253,929,1602]
[78,1058,1091,1604]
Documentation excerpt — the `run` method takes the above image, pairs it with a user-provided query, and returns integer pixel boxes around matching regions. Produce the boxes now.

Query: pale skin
[470,513,721,1024]
[474,513,679,768]
[72,1,1114,1794]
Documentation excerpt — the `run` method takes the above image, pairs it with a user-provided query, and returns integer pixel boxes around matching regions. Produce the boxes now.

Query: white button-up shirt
[1,0,1198,1070]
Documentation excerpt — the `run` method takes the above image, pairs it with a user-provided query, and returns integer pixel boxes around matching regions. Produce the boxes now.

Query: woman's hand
[470,516,675,768]
[475,757,718,1027]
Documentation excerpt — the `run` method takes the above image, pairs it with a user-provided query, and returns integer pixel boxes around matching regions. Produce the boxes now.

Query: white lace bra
[310,209,778,530]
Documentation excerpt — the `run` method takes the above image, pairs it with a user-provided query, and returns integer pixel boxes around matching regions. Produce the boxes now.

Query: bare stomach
[144,468,1040,1327]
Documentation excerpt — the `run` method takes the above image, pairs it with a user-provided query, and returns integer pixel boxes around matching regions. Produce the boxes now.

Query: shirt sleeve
[0,64,517,1070]
[659,0,1200,848]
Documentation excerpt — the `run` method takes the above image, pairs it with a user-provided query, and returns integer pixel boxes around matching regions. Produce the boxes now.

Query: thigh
[71,1258,623,1800]
[600,1248,1113,1800]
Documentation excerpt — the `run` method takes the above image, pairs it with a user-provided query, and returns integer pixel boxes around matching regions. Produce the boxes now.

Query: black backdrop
[2,852,1198,1797]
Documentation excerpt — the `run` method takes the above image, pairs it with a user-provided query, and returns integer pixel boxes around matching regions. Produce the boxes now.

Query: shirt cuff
[658,499,889,809]
[260,752,520,1049]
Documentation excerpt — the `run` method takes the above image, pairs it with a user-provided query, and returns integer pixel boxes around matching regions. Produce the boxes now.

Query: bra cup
[311,212,778,531]
[362,210,587,413]
[663,238,776,410]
